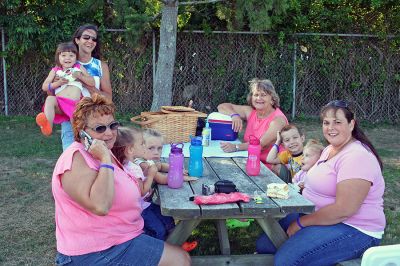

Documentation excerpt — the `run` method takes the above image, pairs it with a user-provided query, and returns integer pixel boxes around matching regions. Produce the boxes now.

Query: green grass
[0,116,399,264]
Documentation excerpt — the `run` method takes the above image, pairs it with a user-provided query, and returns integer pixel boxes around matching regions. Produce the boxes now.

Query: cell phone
[79,130,93,150]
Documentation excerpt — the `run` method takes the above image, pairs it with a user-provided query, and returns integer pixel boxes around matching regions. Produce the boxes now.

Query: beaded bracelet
[273,143,279,151]
[48,83,55,95]
[230,113,240,118]
[99,163,114,171]
[296,216,305,229]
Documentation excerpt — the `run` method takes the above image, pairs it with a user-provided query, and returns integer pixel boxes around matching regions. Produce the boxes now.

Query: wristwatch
[235,144,240,152]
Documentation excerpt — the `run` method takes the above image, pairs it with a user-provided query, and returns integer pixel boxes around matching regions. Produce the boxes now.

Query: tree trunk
[151,0,178,111]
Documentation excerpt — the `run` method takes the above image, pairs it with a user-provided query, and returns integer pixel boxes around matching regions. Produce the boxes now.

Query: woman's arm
[259,117,287,150]
[61,140,114,216]
[287,178,371,236]
[217,103,253,132]
[74,66,95,87]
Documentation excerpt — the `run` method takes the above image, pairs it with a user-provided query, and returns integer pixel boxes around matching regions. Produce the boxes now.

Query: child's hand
[184,175,198,182]
[147,164,158,178]
[298,182,305,190]
[276,131,282,144]
[183,169,188,175]
[57,78,69,87]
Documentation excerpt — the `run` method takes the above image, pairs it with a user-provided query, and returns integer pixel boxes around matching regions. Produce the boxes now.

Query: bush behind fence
[1,30,399,123]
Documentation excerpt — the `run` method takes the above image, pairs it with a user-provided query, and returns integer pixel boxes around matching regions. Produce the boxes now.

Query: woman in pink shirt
[257,100,385,265]
[52,94,190,266]
[217,78,288,169]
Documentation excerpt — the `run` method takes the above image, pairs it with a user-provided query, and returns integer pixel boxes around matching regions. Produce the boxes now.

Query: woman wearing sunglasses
[256,100,385,265]
[60,24,112,151]
[53,94,190,266]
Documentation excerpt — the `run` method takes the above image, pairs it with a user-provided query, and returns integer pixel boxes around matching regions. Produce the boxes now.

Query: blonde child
[111,127,176,241]
[292,139,325,191]
[136,129,195,184]
[266,124,305,183]
[36,42,95,136]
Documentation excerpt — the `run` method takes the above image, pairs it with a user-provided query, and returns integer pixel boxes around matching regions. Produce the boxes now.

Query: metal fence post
[1,27,8,116]
[152,30,156,92]
[291,41,297,120]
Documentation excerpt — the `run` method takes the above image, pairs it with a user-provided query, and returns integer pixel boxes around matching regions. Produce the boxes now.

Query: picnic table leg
[256,216,288,249]
[215,219,231,255]
[166,219,201,245]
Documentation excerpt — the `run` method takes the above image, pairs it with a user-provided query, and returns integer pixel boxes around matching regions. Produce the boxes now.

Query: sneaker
[226,218,254,229]
[36,112,52,136]
[182,241,198,252]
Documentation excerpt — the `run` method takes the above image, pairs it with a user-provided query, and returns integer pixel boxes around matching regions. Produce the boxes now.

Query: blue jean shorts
[55,234,164,266]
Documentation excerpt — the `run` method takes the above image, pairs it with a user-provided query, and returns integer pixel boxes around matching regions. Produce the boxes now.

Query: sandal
[36,112,52,136]
[182,241,198,252]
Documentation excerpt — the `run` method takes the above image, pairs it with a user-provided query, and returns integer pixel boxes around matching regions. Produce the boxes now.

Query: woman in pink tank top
[217,78,288,168]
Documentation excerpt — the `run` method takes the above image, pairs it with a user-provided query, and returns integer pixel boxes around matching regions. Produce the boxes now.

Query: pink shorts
[53,96,79,124]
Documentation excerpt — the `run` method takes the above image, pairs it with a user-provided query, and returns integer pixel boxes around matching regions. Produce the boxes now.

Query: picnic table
[157,157,315,265]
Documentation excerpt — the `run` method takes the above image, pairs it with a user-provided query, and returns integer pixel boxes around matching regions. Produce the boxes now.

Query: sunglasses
[81,35,97,42]
[328,100,349,108]
[86,121,120,133]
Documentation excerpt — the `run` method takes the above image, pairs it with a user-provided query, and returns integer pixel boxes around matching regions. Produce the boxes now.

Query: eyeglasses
[86,121,120,133]
[81,35,97,42]
[328,100,349,108]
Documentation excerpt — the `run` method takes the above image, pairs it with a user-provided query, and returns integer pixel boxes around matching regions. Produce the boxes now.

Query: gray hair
[246,78,280,108]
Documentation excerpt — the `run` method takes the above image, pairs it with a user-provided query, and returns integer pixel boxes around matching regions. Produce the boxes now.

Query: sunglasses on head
[328,100,349,108]
[81,35,97,42]
[86,121,120,133]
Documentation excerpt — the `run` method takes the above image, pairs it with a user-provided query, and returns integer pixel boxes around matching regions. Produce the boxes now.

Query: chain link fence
[1,29,399,123]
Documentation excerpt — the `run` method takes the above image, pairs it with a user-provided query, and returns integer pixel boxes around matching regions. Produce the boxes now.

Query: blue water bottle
[188,136,203,177]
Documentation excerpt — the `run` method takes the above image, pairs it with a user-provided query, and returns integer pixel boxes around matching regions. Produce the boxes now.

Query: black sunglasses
[86,121,120,133]
[328,100,349,108]
[81,35,97,42]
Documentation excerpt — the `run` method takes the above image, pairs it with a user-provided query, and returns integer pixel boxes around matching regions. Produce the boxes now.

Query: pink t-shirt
[124,161,151,210]
[303,141,385,232]
[52,142,144,256]
[244,108,288,168]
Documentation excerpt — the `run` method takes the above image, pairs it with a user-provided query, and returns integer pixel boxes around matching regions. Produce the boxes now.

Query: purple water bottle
[167,143,184,188]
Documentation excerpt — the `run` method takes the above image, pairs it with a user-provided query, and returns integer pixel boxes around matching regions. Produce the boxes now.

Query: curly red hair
[72,93,115,142]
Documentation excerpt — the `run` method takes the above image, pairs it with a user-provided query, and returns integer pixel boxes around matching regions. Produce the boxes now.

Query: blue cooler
[207,112,238,141]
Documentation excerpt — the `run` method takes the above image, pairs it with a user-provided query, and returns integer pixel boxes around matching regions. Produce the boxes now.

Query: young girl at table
[36,42,95,136]
[111,127,175,242]
[292,139,324,192]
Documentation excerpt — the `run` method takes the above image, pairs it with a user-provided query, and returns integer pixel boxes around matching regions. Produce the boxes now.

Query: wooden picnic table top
[158,157,315,220]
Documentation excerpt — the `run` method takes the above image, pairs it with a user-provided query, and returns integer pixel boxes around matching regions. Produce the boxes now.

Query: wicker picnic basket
[131,106,207,144]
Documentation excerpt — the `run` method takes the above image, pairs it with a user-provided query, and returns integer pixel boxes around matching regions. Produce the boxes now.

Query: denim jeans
[61,121,74,151]
[55,234,164,266]
[142,203,175,241]
[256,213,381,266]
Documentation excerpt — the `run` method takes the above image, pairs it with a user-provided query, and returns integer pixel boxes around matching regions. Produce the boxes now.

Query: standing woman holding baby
[60,24,112,151]
[217,78,288,169]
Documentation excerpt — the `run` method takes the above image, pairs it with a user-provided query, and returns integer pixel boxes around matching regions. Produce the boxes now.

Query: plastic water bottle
[189,136,203,177]
[201,120,212,146]
[168,143,184,188]
[246,135,261,176]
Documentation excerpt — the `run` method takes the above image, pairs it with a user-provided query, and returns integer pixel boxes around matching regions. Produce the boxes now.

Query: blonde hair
[143,128,164,144]
[111,127,143,164]
[304,139,324,155]
[246,78,280,108]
